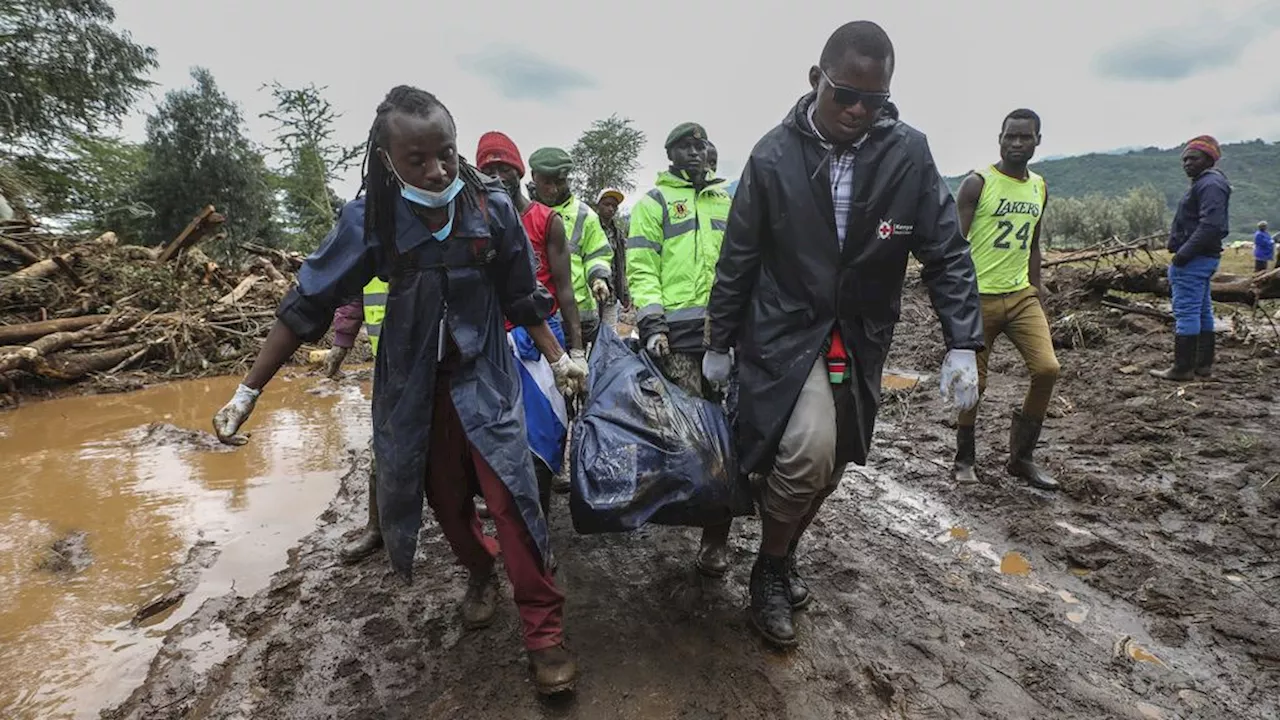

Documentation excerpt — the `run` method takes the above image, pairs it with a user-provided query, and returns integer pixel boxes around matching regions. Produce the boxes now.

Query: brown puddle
[1000,551,1032,576]
[0,374,371,718]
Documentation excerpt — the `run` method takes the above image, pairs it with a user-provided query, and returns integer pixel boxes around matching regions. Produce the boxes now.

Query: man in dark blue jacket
[1152,135,1231,381]
[1255,221,1274,272]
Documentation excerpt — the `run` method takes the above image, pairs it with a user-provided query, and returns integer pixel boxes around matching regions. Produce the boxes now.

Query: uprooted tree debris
[0,209,308,404]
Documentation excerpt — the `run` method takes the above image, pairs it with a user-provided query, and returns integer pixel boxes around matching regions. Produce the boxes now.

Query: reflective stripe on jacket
[362,277,389,356]
[626,171,731,350]
[551,196,612,319]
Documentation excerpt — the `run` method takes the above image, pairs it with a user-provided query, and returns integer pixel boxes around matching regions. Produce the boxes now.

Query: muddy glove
[939,349,979,412]
[213,383,260,446]
[591,278,613,306]
[550,352,588,399]
[702,349,732,386]
[324,346,349,379]
[569,348,589,394]
[645,333,669,359]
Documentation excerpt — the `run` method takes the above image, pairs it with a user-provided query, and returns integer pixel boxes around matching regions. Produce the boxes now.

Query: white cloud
[111,0,1280,208]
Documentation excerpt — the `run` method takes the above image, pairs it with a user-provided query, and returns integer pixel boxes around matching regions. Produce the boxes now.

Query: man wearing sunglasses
[704,20,983,648]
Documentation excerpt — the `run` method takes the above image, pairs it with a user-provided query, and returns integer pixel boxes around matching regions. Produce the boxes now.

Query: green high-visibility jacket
[362,277,389,356]
[550,195,613,320]
[626,171,731,351]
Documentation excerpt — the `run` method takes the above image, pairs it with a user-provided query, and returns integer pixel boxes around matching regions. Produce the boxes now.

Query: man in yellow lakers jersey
[953,108,1060,490]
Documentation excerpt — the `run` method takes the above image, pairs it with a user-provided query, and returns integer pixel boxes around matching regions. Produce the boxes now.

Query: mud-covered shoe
[528,644,578,695]
[339,471,383,564]
[787,555,811,610]
[461,567,498,629]
[695,523,731,578]
[551,467,571,495]
[749,553,797,648]
[338,528,383,564]
[953,425,978,484]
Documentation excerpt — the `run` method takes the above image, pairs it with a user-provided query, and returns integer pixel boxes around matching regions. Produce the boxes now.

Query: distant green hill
[946,139,1280,237]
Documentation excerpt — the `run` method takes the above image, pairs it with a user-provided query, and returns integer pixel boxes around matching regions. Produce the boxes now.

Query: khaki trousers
[958,286,1060,426]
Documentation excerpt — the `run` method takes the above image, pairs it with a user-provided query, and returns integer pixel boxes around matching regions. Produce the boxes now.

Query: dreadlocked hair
[357,85,491,259]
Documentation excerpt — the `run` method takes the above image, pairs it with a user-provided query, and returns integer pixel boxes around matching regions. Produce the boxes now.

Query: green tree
[14,133,150,236]
[0,0,156,152]
[136,68,277,259]
[260,82,362,249]
[569,115,645,204]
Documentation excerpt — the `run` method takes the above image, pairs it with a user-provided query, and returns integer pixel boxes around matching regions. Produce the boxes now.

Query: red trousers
[426,370,565,651]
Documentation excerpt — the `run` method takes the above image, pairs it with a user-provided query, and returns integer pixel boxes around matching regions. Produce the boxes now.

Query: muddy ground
[105,275,1279,720]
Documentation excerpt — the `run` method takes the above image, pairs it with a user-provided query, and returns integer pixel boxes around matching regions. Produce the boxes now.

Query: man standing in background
[1254,221,1273,272]
[952,109,1060,491]
[530,148,615,343]
[596,188,629,312]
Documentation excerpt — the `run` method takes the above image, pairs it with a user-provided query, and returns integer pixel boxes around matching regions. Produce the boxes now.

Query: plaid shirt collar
[807,105,863,247]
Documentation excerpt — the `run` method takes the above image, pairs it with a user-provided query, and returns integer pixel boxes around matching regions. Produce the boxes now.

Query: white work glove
[591,278,613,306]
[702,349,733,386]
[569,348,589,394]
[939,349,979,412]
[645,333,670,359]
[324,346,349,379]
[213,383,260,446]
[550,352,588,399]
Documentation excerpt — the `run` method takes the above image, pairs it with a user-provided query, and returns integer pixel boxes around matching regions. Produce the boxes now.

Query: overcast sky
[112,0,1280,207]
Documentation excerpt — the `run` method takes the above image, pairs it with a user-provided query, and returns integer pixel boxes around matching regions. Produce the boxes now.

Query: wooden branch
[0,236,41,265]
[215,275,262,306]
[51,255,86,288]
[1043,234,1162,268]
[0,311,181,345]
[1080,264,1280,305]
[1100,299,1174,322]
[156,206,224,263]
[5,252,78,281]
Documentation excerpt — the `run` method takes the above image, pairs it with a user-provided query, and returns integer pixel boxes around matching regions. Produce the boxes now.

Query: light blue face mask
[431,202,456,241]
[381,151,464,209]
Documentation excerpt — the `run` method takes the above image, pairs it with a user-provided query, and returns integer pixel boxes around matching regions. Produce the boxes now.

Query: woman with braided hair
[211,85,582,695]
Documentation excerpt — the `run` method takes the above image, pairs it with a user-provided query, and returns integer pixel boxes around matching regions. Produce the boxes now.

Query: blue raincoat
[276,183,554,578]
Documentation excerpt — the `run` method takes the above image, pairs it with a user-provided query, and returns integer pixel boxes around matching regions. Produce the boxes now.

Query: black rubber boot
[749,553,797,648]
[1006,410,1059,491]
[953,425,978,484]
[1149,335,1197,381]
[695,522,731,578]
[1194,331,1215,378]
[786,552,811,609]
[339,470,383,564]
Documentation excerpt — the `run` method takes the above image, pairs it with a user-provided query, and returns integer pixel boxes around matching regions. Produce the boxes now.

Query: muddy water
[0,374,371,719]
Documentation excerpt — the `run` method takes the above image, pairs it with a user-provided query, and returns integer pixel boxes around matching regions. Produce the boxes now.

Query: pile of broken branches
[0,207,306,404]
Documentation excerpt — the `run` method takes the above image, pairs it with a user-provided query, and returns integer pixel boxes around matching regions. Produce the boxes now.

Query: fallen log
[0,323,111,374]
[0,236,42,265]
[0,311,181,345]
[0,314,106,344]
[1081,264,1280,305]
[239,242,303,272]
[5,252,78,281]
[39,344,148,380]
[1100,299,1174,322]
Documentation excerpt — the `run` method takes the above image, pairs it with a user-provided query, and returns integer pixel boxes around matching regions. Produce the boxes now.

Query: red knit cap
[476,131,525,176]
[1183,135,1221,162]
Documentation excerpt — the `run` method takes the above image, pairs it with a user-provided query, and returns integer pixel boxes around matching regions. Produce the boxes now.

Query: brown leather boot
[339,470,383,564]
[528,644,578,695]
[460,566,498,629]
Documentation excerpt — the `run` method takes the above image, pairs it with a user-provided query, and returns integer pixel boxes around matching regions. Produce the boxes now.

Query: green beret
[665,122,707,149]
[529,147,573,177]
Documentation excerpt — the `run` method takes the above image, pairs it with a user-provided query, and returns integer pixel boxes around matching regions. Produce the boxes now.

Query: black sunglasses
[821,69,890,109]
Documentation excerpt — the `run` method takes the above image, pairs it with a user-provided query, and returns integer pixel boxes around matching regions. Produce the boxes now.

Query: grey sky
[112,0,1280,208]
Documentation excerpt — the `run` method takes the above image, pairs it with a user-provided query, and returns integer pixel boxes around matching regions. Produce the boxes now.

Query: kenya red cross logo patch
[877,220,893,240]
